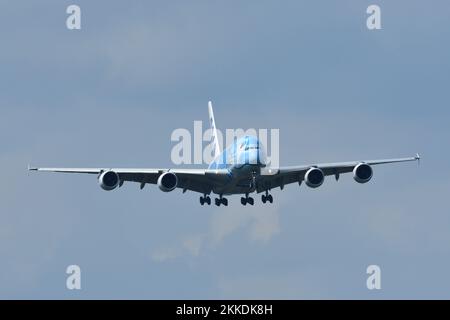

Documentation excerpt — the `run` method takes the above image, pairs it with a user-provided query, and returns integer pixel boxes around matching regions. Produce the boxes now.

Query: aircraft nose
[247,149,266,165]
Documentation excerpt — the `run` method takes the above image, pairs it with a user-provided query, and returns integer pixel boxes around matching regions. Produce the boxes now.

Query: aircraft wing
[256,154,420,193]
[28,166,231,194]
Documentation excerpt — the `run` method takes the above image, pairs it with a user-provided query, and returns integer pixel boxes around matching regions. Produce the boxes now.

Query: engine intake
[353,163,373,183]
[305,167,324,188]
[158,172,178,192]
[99,170,120,191]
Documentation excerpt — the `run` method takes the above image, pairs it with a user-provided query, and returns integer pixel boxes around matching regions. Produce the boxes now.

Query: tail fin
[208,101,221,158]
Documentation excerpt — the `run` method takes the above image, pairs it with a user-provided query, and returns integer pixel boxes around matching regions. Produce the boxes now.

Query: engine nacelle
[98,170,120,191]
[157,172,178,192]
[304,167,324,188]
[353,163,373,183]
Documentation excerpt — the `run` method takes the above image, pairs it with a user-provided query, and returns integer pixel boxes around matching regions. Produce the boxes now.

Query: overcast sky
[1,0,449,299]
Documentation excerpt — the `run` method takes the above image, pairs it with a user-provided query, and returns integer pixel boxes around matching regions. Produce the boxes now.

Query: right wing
[29,166,230,194]
[256,154,420,193]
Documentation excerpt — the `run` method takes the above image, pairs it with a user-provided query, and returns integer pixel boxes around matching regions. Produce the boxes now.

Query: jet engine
[157,172,178,192]
[353,163,373,183]
[305,167,324,188]
[98,170,120,191]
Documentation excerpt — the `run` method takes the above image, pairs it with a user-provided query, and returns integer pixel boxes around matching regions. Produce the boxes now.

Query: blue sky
[1,0,449,298]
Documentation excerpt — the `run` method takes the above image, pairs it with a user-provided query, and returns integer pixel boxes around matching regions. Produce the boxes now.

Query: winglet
[415,153,420,166]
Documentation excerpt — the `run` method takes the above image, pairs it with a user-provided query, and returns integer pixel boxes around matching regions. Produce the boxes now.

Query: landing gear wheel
[200,197,205,205]
[262,190,273,204]
[206,196,211,205]
[248,197,254,206]
[241,197,247,206]
[221,198,228,206]
[215,198,221,206]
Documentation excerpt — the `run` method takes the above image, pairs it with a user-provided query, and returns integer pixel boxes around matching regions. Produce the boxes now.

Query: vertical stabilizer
[208,101,221,158]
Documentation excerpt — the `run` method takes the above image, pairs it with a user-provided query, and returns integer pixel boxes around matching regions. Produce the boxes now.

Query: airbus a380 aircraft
[29,102,420,206]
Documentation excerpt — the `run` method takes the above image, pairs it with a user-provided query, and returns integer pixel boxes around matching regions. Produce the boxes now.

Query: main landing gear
[214,195,228,207]
[261,190,273,204]
[199,195,211,206]
[201,192,273,206]
[241,194,254,206]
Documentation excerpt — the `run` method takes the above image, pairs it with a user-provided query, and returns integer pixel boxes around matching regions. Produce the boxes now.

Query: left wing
[28,166,230,194]
[256,154,420,193]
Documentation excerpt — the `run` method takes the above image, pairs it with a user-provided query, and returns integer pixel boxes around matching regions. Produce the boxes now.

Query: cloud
[182,234,204,257]
[151,247,180,263]
[151,202,281,262]
[248,206,281,243]
[210,203,281,244]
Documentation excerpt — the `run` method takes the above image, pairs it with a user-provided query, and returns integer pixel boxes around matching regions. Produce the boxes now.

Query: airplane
[29,101,420,206]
